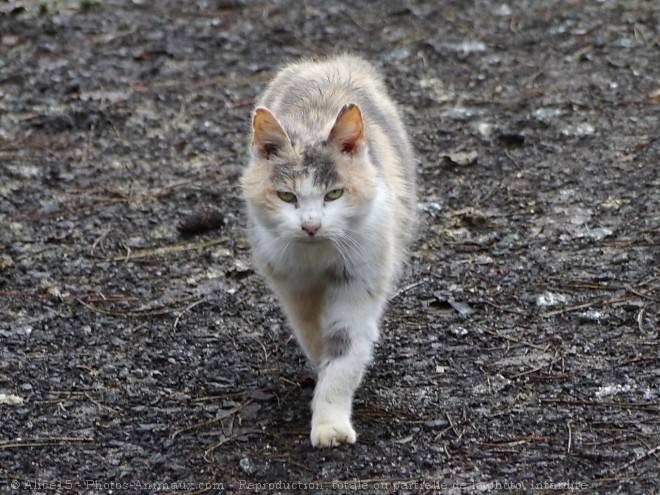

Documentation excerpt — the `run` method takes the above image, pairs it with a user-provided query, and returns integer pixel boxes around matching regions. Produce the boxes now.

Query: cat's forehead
[271,143,339,189]
[302,144,339,186]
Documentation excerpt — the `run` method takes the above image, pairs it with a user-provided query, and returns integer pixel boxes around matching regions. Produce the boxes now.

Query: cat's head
[242,104,380,243]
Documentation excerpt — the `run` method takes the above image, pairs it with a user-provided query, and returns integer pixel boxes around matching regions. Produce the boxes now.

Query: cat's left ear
[252,107,291,160]
[328,104,367,156]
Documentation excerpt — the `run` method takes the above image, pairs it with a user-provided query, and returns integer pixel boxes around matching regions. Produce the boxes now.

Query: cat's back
[258,55,410,153]
[258,54,382,121]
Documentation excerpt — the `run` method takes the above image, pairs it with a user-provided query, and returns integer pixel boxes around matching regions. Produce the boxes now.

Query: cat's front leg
[310,293,383,448]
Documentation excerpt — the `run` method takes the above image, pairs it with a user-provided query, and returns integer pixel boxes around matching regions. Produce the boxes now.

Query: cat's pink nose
[302,221,321,236]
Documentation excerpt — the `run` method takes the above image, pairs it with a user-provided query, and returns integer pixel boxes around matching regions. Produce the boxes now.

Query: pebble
[580,227,613,241]
[560,122,596,137]
[442,40,487,53]
[239,457,255,475]
[535,292,568,307]
[0,393,24,405]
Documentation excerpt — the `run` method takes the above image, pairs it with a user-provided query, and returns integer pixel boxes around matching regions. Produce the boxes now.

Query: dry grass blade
[0,437,94,449]
[112,237,229,262]
[202,429,266,463]
[618,443,660,472]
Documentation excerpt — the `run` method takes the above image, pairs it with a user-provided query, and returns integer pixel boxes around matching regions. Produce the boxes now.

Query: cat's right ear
[328,103,367,156]
[252,107,291,160]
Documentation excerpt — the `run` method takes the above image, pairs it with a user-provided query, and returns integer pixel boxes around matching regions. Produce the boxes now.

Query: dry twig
[202,429,266,463]
[111,237,228,262]
[618,443,660,472]
[173,299,206,330]
[0,436,94,449]
[171,403,247,439]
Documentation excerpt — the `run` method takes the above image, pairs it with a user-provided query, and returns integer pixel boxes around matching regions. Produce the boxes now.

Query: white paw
[310,420,357,448]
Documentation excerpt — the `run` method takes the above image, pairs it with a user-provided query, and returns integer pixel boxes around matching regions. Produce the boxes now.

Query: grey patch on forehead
[269,153,303,186]
[303,145,339,187]
[325,325,351,359]
[271,162,297,184]
[268,145,338,188]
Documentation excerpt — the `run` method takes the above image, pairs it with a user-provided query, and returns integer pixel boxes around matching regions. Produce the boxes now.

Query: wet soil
[1,1,658,494]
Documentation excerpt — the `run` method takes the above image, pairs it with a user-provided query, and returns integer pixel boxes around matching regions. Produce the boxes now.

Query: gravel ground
[1,1,658,494]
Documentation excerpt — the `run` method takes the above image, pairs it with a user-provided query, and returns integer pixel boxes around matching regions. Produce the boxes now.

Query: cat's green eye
[277,191,297,203]
[325,188,344,201]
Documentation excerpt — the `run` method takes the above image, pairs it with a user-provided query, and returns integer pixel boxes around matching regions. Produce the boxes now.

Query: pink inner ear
[330,104,367,156]
[340,137,361,155]
[252,107,290,159]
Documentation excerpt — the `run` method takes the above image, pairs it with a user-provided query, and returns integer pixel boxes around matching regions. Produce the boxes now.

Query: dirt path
[1,1,658,493]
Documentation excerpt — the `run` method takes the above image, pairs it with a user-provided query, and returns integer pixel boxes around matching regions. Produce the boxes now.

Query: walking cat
[241,54,416,447]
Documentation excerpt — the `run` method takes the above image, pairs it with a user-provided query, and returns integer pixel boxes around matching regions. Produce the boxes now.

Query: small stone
[580,227,613,241]
[601,198,627,210]
[473,374,511,394]
[535,292,568,307]
[441,40,486,53]
[239,457,255,475]
[424,418,449,429]
[448,299,475,317]
[534,107,564,120]
[493,4,512,16]
[595,384,631,399]
[417,202,442,216]
[475,121,495,138]
[2,325,33,338]
[497,233,520,248]
[578,310,605,323]
[240,402,261,420]
[560,122,595,137]
[229,259,252,278]
[0,256,13,270]
[443,150,479,167]
[419,77,454,103]
[0,393,24,405]
[235,238,251,251]
[250,390,274,402]
[450,326,468,337]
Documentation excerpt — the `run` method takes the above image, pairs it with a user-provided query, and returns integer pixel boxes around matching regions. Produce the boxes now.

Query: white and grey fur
[241,54,416,447]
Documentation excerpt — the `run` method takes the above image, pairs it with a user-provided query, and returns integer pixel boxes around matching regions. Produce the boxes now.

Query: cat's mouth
[295,235,327,244]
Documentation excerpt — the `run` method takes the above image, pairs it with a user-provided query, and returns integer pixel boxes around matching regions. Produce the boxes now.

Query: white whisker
[329,231,370,265]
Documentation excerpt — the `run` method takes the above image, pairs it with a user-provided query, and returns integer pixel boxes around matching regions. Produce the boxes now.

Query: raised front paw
[310,420,357,448]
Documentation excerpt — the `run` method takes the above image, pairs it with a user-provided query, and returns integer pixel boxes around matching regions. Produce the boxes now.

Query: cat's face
[242,105,380,245]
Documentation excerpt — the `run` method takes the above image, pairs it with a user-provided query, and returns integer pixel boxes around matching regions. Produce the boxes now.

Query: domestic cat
[241,54,416,447]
